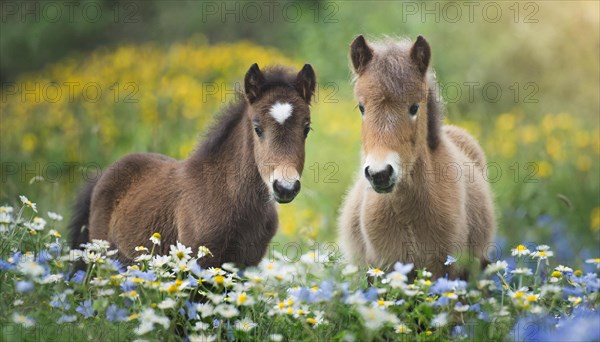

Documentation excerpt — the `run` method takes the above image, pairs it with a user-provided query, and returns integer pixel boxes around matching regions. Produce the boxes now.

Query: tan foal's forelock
[355,47,430,182]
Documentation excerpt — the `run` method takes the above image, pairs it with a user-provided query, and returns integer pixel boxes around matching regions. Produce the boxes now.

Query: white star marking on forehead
[269,102,293,124]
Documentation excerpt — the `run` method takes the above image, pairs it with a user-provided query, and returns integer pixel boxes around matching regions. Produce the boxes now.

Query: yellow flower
[520,125,539,144]
[551,271,562,278]
[306,317,317,325]
[496,113,517,131]
[512,291,525,299]
[542,115,555,134]
[574,270,583,276]
[237,293,248,305]
[537,161,552,178]
[214,275,224,285]
[575,131,590,148]
[21,134,37,152]
[526,294,538,302]
[546,137,564,161]
[591,207,600,232]
[167,284,179,293]
[576,155,591,172]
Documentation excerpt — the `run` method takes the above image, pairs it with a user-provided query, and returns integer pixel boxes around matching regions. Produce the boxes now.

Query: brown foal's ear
[295,64,316,104]
[410,35,431,76]
[244,63,266,104]
[350,35,373,74]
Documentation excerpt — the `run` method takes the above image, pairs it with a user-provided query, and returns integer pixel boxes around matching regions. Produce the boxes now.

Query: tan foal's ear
[350,35,373,74]
[244,63,266,104]
[410,35,431,76]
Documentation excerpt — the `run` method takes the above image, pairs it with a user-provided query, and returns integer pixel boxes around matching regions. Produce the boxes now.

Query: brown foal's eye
[358,103,365,115]
[253,123,264,137]
[303,124,311,137]
[409,103,420,116]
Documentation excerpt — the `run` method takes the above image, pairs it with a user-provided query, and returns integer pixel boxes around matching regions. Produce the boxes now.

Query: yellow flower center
[526,295,538,302]
[307,317,317,324]
[238,293,247,304]
[377,299,385,306]
[214,275,224,285]
[152,232,161,239]
[167,285,179,293]
[513,291,525,299]
[574,270,583,276]
[551,271,562,278]
[516,245,527,251]
[176,251,185,259]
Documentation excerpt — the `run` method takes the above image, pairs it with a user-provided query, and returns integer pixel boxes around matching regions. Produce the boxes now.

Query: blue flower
[538,308,600,341]
[37,249,53,264]
[185,300,197,320]
[120,280,135,292]
[289,287,311,302]
[15,280,33,293]
[444,255,457,266]
[189,261,203,276]
[393,262,414,275]
[48,243,63,257]
[129,270,156,282]
[50,293,70,310]
[213,319,220,328]
[363,287,378,301]
[187,274,199,286]
[434,296,451,306]
[430,278,467,294]
[452,325,468,339]
[69,270,86,284]
[106,304,127,322]
[510,314,556,341]
[106,258,125,272]
[57,315,77,324]
[0,259,15,271]
[75,299,94,318]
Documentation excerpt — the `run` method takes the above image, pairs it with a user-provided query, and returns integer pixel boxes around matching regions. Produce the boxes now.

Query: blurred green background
[1,1,598,266]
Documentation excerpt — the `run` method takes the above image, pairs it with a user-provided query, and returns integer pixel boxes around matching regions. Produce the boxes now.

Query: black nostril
[364,166,372,180]
[385,165,393,177]
[273,180,282,194]
[273,180,300,200]
[292,180,301,193]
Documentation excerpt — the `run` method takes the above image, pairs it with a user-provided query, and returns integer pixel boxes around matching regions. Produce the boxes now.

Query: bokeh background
[1,1,598,267]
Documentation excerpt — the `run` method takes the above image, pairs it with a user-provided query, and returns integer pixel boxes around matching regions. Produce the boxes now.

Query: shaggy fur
[69,64,316,267]
[339,35,495,278]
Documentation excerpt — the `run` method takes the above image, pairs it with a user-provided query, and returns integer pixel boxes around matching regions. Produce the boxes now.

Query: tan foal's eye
[358,103,365,116]
[409,103,420,116]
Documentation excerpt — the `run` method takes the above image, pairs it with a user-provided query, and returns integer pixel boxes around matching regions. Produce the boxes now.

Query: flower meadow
[1,198,599,341]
